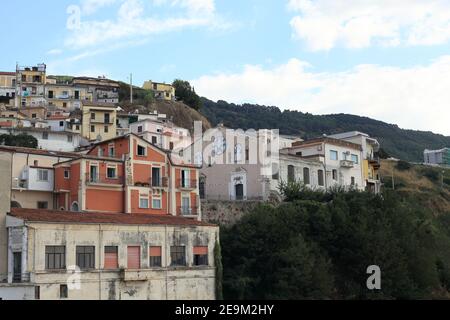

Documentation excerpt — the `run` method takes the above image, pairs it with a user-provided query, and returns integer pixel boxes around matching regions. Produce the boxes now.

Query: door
[90,166,98,183]
[13,252,22,282]
[181,170,190,188]
[74,90,80,100]
[288,165,295,182]
[104,113,110,124]
[235,184,244,201]
[182,197,190,215]
[152,167,161,187]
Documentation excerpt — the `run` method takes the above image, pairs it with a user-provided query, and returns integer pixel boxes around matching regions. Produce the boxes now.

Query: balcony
[12,167,54,192]
[13,273,31,284]
[150,177,169,188]
[340,160,355,168]
[85,173,124,186]
[368,156,381,169]
[90,118,115,125]
[176,179,198,190]
[178,207,199,216]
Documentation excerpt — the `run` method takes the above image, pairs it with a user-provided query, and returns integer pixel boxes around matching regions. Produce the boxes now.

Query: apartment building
[0,72,16,101]
[15,64,47,107]
[287,137,365,191]
[130,118,191,151]
[73,77,119,104]
[424,148,450,166]
[55,134,202,219]
[143,81,176,101]
[81,103,117,142]
[329,131,382,193]
[1,208,218,300]
[45,77,93,111]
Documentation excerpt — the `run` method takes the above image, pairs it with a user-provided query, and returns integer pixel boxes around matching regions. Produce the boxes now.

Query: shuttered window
[193,246,209,266]
[104,246,118,269]
[149,246,162,267]
[127,246,141,269]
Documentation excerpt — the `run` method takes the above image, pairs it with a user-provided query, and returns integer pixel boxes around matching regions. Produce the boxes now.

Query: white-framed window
[152,198,162,209]
[64,169,70,179]
[351,154,359,164]
[38,169,49,182]
[139,195,149,209]
[137,145,146,156]
[107,166,117,179]
[330,150,338,161]
[108,144,115,157]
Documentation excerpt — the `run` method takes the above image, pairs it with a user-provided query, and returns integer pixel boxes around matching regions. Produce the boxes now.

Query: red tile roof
[0,145,80,158]
[9,208,216,227]
[0,72,15,76]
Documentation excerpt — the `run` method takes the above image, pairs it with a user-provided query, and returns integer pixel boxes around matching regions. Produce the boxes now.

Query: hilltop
[199,98,450,162]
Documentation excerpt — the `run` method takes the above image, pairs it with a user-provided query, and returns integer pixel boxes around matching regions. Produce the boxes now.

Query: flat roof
[9,208,216,227]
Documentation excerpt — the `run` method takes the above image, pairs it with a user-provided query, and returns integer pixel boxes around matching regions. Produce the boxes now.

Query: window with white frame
[351,154,359,164]
[38,169,49,181]
[64,169,70,179]
[152,198,162,209]
[137,145,146,156]
[139,195,149,208]
[107,166,117,179]
[330,150,338,161]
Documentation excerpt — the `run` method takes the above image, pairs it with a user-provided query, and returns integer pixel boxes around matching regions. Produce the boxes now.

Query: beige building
[45,78,93,111]
[73,77,119,104]
[143,81,176,101]
[0,72,16,100]
[1,208,219,300]
[81,103,117,142]
[16,64,47,107]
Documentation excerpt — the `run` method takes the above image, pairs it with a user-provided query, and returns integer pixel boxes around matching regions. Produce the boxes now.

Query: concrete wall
[7,222,218,300]
[0,285,34,300]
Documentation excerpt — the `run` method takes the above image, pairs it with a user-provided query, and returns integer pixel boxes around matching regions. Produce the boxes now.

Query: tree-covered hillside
[200,98,450,162]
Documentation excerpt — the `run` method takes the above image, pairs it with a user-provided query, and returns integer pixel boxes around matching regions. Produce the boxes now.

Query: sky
[1,0,450,135]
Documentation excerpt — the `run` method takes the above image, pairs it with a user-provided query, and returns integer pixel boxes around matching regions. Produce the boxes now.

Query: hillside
[200,98,450,162]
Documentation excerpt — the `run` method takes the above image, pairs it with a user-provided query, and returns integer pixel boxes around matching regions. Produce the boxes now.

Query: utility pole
[392,165,395,190]
[130,73,133,104]
[442,170,445,190]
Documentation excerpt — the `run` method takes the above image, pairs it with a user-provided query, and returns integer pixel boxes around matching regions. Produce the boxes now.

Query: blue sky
[2,0,450,135]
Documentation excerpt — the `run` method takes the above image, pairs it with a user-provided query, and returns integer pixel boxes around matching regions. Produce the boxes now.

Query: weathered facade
[2,208,218,300]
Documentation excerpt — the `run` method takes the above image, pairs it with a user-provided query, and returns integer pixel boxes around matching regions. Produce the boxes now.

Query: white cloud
[192,57,450,135]
[66,0,222,49]
[46,49,63,55]
[81,0,117,15]
[288,0,450,51]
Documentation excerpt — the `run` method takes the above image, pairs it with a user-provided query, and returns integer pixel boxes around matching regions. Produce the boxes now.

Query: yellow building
[0,72,16,100]
[82,103,117,142]
[45,78,93,110]
[16,64,47,107]
[143,81,176,101]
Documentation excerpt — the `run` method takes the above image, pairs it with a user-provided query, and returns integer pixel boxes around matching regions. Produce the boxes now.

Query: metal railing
[176,179,198,189]
[178,207,199,216]
[150,177,169,188]
[86,173,124,185]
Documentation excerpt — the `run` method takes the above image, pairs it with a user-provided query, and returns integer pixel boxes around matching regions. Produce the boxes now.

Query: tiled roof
[9,208,216,227]
[0,145,80,158]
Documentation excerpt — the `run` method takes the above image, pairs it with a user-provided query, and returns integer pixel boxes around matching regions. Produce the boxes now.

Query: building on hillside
[72,77,119,104]
[130,118,191,151]
[55,134,202,219]
[0,127,84,152]
[0,208,218,300]
[81,103,117,142]
[0,72,16,102]
[328,131,382,193]
[116,112,138,136]
[19,106,47,120]
[45,77,93,111]
[286,137,365,191]
[143,81,176,101]
[424,148,450,166]
[15,64,47,108]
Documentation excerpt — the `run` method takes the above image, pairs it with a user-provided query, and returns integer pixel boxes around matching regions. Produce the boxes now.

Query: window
[318,170,325,187]
[139,195,149,209]
[42,132,48,140]
[303,168,310,185]
[67,135,73,143]
[137,126,143,133]
[91,113,95,120]
[45,246,66,270]
[104,126,109,133]
[137,145,146,156]
[104,114,110,124]
[152,167,161,187]
[152,198,162,209]
[151,136,157,145]
[63,103,67,108]
[32,114,37,119]
[76,246,95,270]
[74,91,80,100]
[127,246,141,269]
[76,125,80,131]
[171,246,186,266]
[272,163,279,180]
[332,169,338,181]
[193,247,209,266]
[38,169,49,181]
[107,167,116,179]
[59,121,64,127]
[108,145,115,157]
[288,165,295,182]
[351,154,359,164]
[351,177,356,186]
[60,285,68,299]
[330,150,338,161]
[37,202,48,209]
[104,246,118,269]
[169,142,174,150]
[90,125,95,133]
[35,286,40,300]
[149,247,162,267]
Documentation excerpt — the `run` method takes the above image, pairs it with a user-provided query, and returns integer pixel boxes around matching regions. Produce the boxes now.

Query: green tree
[0,133,38,148]
[172,79,202,110]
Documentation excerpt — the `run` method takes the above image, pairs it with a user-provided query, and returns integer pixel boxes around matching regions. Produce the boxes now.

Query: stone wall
[201,200,264,226]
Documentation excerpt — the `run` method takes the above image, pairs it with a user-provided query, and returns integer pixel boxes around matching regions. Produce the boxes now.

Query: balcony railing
[176,179,198,189]
[86,173,124,185]
[178,207,199,216]
[13,273,31,283]
[340,160,355,168]
[150,177,169,188]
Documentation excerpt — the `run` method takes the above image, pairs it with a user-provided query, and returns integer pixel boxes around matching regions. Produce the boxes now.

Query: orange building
[54,134,201,220]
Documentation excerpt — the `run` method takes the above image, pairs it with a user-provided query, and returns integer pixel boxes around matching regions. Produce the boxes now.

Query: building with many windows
[15,64,47,108]
[142,81,176,101]
[81,102,118,142]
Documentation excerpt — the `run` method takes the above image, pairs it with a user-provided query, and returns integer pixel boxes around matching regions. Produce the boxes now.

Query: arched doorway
[11,201,22,208]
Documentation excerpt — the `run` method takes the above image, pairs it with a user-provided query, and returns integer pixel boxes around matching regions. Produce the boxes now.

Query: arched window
[71,202,79,212]
[11,201,22,208]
